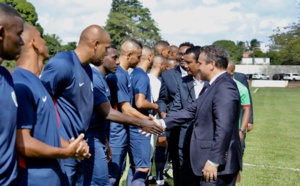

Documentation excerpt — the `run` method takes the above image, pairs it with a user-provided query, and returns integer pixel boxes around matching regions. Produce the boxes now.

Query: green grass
[237,87,300,186]
[121,87,300,186]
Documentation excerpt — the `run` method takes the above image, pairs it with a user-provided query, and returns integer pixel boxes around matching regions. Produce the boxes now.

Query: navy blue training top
[13,68,67,185]
[130,67,152,139]
[87,67,110,140]
[40,50,94,140]
[0,66,18,186]
[106,66,132,146]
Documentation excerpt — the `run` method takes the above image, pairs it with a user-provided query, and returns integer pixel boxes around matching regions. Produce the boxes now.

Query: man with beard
[41,25,110,185]
[106,39,163,186]
[84,44,163,185]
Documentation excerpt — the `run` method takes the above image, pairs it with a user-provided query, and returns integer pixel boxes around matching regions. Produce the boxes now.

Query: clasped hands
[68,133,91,160]
[138,115,165,136]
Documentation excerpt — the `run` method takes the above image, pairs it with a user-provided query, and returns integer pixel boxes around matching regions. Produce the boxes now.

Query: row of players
[0,3,253,186]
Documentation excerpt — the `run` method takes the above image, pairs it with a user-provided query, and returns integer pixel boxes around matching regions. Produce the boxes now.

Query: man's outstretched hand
[138,115,164,136]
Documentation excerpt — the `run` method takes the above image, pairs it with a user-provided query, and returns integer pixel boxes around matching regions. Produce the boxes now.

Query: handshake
[138,115,166,136]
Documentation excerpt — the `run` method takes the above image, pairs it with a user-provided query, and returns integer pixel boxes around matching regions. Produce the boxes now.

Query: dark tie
[199,84,210,97]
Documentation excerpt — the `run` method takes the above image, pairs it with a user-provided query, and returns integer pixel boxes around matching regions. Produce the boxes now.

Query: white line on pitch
[244,163,300,171]
[253,88,258,94]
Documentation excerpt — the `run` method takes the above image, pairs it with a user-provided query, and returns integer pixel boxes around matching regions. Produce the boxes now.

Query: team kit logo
[11,91,18,107]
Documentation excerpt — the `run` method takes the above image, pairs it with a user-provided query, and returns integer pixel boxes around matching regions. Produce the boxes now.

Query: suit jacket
[157,66,182,114]
[164,72,242,176]
[168,75,209,148]
[234,72,254,124]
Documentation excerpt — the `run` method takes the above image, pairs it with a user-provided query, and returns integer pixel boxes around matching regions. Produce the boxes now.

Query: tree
[61,42,77,52]
[43,34,62,58]
[0,0,43,34]
[269,23,300,65]
[237,41,247,52]
[105,0,162,47]
[212,40,243,63]
[248,39,260,51]
[0,0,44,69]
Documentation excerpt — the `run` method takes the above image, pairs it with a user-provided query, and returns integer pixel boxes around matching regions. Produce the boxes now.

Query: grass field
[121,87,300,186]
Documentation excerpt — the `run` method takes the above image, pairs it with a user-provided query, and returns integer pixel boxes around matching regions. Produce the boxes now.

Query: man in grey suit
[155,45,242,186]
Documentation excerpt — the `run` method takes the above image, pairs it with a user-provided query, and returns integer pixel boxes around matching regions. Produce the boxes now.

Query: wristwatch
[239,129,246,136]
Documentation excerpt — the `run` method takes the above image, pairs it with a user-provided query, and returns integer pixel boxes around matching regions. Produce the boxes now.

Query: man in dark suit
[157,45,242,186]
[157,42,194,118]
[233,72,254,132]
[156,42,194,186]
[168,46,208,184]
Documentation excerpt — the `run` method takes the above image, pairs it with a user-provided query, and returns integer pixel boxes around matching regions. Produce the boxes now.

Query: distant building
[243,51,251,58]
[259,41,270,53]
[241,58,270,65]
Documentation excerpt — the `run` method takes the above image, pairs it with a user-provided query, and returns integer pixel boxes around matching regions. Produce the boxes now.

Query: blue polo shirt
[0,66,18,186]
[130,67,152,139]
[87,66,110,140]
[106,65,132,146]
[40,50,94,140]
[12,68,66,185]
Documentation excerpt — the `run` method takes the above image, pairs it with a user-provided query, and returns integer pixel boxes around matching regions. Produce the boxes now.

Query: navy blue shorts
[84,137,109,186]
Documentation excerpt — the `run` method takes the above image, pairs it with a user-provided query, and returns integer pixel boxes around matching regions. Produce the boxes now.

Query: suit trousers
[185,171,238,186]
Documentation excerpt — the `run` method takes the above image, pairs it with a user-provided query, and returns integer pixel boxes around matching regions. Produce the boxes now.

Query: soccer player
[227,61,251,182]
[84,44,163,185]
[154,40,170,59]
[13,23,89,186]
[127,46,159,185]
[40,25,110,185]
[0,3,24,185]
[106,39,154,186]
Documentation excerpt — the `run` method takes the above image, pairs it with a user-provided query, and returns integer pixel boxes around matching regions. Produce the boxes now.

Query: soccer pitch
[121,87,300,186]
[237,87,300,186]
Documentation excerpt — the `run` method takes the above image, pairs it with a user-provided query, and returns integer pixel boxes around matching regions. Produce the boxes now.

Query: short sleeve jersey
[234,79,251,129]
[106,65,132,146]
[0,66,18,186]
[12,68,66,185]
[131,67,152,116]
[40,51,94,140]
[130,67,152,139]
[87,66,110,139]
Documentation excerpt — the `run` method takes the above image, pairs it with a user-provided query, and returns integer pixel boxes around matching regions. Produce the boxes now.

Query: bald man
[106,39,154,186]
[13,23,89,186]
[0,3,24,185]
[227,61,250,183]
[165,58,178,70]
[41,25,110,185]
[169,45,179,60]
[125,46,159,185]
[84,44,163,185]
[154,40,170,59]
[147,55,169,185]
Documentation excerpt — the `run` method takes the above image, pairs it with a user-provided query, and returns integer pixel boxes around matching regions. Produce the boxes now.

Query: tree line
[1,0,299,68]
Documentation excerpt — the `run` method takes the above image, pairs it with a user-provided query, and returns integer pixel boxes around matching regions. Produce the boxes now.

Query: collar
[193,77,204,85]
[179,66,188,77]
[209,71,226,85]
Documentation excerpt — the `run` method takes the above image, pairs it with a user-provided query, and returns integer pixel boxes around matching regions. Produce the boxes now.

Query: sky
[27,0,299,46]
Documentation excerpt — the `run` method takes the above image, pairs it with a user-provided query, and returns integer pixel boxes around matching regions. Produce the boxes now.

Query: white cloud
[27,0,298,46]
[202,0,218,5]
